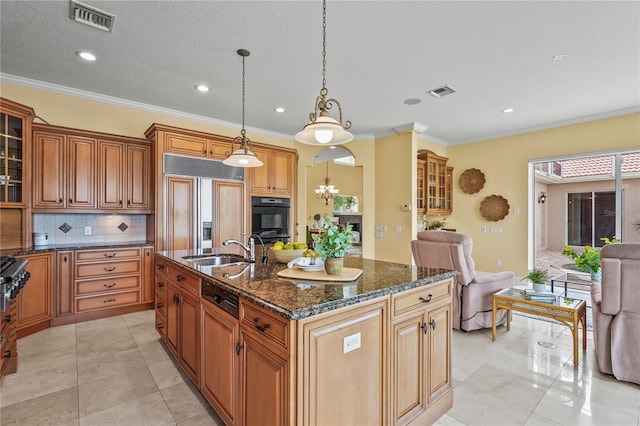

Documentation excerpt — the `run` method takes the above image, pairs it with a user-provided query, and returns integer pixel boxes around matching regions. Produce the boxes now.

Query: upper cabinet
[0,98,34,207]
[417,152,453,216]
[248,146,296,197]
[32,123,152,213]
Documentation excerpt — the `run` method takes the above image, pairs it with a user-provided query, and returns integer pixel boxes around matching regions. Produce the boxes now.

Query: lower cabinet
[201,300,238,426]
[16,252,53,337]
[238,302,291,426]
[391,280,453,425]
[52,246,153,326]
[0,298,17,385]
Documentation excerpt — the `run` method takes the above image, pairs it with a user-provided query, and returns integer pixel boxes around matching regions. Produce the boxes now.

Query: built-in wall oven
[251,196,290,244]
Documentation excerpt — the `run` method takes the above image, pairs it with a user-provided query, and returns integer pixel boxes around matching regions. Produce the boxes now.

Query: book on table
[522,289,556,302]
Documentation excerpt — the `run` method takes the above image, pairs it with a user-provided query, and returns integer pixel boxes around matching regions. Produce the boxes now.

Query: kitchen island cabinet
[155,252,457,425]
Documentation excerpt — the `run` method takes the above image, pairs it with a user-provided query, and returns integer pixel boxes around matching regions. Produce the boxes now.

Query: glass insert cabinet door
[0,111,24,204]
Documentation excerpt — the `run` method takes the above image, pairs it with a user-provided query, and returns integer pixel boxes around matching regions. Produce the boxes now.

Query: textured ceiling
[1,1,639,145]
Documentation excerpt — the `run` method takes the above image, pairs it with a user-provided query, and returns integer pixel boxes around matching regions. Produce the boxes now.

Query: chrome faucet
[223,236,255,262]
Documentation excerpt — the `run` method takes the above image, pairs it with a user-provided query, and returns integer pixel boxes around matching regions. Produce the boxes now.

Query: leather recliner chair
[591,242,640,385]
[411,231,515,331]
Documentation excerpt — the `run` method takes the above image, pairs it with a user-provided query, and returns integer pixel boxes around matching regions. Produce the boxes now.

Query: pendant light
[295,0,353,146]
[223,49,263,168]
[315,161,339,205]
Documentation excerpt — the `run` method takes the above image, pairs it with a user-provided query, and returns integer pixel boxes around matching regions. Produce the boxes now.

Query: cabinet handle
[103,299,116,303]
[156,264,164,271]
[69,198,73,203]
[119,200,123,206]
[235,342,244,355]
[104,267,117,272]
[419,294,433,304]
[157,282,164,288]
[253,317,271,333]
[4,315,11,323]
[421,322,428,334]
[156,323,164,330]
[103,283,117,288]
[157,303,164,309]
[3,350,12,358]
[146,251,150,257]
[63,256,68,262]
[0,335,3,345]
[173,294,180,305]
[176,275,184,283]
[58,198,63,204]
[103,253,117,258]
[430,319,436,330]
[127,200,131,206]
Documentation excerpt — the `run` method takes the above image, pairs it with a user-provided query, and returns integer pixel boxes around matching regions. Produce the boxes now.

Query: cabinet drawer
[155,275,167,297]
[76,290,140,313]
[392,279,452,317]
[167,268,200,296]
[155,291,167,319]
[76,260,141,279]
[76,248,142,262]
[240,302,289,351]
[155,313,166,339]
[76,276,140,296]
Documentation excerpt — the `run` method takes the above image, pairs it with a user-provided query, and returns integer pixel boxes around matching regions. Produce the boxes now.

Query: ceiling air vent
[428,85,456,98]
[69,1,116,32]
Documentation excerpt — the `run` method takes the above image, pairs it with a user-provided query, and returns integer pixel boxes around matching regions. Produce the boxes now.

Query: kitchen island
[154,249,457,426]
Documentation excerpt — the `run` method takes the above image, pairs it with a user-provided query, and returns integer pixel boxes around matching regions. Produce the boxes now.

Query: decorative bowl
[270,248,306,263]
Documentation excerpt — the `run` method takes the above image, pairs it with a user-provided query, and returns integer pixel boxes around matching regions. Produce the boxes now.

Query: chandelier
[295,0,353,146]
[316,162,339,205]
[223,49,263,168]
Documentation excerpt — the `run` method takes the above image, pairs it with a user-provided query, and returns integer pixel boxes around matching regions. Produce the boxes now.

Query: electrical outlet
[496,259,502,267]
[343,332,361,354]
[401,204,411,211]
[481,227,487,233]
[395,225,402,233]
[375,232,383,239]
[84,226,92,235]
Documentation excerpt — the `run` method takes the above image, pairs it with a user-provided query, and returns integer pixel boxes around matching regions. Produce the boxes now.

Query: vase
[591,269,602,282]
[324,257,344,275]
[532,282,547,292]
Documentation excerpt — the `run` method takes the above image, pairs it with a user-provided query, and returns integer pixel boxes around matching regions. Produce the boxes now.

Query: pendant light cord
[241,53,246,138]
[321,0,327,90]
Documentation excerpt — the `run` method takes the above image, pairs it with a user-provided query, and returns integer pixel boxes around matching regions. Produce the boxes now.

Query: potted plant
[427,218,447,230]
[521,268,548,292]
[311,216,354,275]
[562,236,619,281]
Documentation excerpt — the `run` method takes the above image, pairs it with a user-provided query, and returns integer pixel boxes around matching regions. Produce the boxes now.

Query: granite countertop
[14,241,155,256]
[157,249,459,320]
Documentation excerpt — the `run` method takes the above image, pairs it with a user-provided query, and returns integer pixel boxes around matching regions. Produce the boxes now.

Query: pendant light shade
[223,49,263,168]
[295,0,352,146]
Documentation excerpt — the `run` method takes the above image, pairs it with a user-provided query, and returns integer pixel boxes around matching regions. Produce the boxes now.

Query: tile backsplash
[33,214,147,245]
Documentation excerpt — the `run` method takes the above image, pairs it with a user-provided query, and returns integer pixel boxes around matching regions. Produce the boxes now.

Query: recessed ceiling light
[274,107,285,113]
[76,51,96,61]
[404,98,421,105]
[552,54,566,61]
[502,108,514,113]
[195,84,210,93]
[329,146,336,149]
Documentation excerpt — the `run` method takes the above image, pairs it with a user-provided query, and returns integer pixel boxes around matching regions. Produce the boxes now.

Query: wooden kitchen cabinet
[417,151,453,216]
[54,251,74,319]
[248,146,295,197]
[214,180,245,252]
[165,175,194,251]
[238,298,292,426]
[98,141,152,211]
[390,279,452,425]
[142,246,155,304]
[15,252,53,338]
[161,262,201,387]
[201,299,239,426]
[0,98,33,207]
[32,123,151,213]
[0,298,17,384]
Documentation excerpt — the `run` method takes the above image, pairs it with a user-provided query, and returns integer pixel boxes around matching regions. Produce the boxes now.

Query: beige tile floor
[1,309,639,425]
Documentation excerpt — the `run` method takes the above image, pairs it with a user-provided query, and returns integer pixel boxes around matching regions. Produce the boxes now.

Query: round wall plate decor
[459,168,486,194]
[480,195,510,221]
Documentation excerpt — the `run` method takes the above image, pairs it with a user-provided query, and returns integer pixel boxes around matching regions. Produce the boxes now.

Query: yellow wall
[374,132,416,263]
[447,113,640,275]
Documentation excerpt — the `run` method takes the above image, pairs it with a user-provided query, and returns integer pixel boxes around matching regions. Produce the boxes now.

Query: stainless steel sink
[183,254,247,267]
